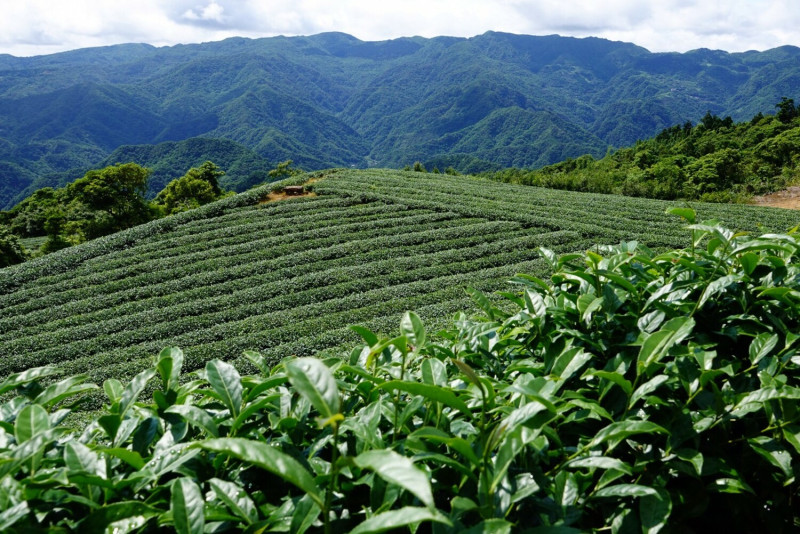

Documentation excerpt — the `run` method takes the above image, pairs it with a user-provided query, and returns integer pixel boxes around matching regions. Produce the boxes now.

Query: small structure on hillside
[284,185,304,196]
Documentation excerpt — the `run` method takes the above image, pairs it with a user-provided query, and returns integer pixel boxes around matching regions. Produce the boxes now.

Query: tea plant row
[2,169,799,389]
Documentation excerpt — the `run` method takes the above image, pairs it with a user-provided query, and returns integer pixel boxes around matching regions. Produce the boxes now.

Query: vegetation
[0,161,234,265]
[2,169,799,394]
[486,101,800,203]
[2,32,800,207]
[154,161,231,215]
[3,210,800,531]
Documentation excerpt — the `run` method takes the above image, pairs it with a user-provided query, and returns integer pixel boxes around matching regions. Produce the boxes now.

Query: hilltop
[2,169,798,387]
[2,32,800,208]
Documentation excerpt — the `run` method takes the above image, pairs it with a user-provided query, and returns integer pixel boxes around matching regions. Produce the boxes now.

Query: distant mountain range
[1,31,799,208]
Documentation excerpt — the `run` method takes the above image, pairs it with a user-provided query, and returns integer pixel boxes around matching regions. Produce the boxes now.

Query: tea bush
[3,210,800,532]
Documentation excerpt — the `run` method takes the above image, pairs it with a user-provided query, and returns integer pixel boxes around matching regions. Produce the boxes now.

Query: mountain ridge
[1,31,799,208]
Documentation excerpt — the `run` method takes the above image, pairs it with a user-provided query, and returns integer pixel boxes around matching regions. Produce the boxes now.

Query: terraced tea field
[2,169,799,383]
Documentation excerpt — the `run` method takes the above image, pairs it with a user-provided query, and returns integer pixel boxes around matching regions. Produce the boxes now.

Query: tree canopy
[155,161,229,215]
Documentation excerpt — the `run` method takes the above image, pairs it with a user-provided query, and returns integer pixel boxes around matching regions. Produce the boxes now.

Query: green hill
[487,105,800,202]
[2,32,800,208]
[2,169,798,387]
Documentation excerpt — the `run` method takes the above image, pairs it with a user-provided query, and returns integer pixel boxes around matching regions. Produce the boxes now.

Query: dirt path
[751,186,800,210]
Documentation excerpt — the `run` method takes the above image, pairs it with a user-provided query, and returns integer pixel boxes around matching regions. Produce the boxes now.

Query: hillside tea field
[2,169,799,386]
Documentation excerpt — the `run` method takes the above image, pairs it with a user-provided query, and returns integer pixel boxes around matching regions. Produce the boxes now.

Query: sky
[0,0,798,57]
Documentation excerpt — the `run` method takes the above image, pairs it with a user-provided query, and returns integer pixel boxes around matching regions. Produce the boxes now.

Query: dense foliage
[154,162,231,216]
[2,169,799,394]
[2,32,800,207]
[3,212,800,531]
[486,101,800,203]
[0,161,234,264]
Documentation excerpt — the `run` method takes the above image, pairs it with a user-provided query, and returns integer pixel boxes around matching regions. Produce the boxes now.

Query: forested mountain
[1,31,799,208]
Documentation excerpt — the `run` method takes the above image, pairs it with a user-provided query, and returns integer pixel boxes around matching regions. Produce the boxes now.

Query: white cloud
[182,1,226,24]
[0,0,797,57]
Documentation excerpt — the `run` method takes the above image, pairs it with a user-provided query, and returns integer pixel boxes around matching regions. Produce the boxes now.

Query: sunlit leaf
[171,478,205,534]
[206,360,243,417]
[285,357,340,419]
[349,506,451,534]
[195,438,323,508]
[354,449,434,508]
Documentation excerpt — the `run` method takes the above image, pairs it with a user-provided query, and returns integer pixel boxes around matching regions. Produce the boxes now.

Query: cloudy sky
[1,0,798,57]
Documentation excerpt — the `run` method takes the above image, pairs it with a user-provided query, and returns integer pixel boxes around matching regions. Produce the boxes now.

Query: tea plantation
[1,168,798,386]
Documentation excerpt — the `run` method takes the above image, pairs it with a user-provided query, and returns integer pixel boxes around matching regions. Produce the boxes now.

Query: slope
[2,32,800,207]
[2,169,798,388]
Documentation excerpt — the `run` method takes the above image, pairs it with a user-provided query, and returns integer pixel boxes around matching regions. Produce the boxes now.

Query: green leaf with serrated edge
[79,501,160,532]
[564,456,632,474]
[467,286,497,319]
[749,333,779,365]
[206,360,243,418]
[640,488,672,534]
[421,358,447,386]
[712,478,754,494]
[354,449,434,508]
[461,519,515,534]
[106,515,149,534]
[349,506,451,534]
[104,379,123,405]
[554,471,578,509]
[209,478,257,524]
[738,252,758,276]
[593,484,658,498]
[630,375,669,407]
[289,493,320,534]
[637,317,694,374]
[452,359,482,388]
[166,404,219,437]
[33,376,98,408]
[194,438,323,508]
[350,325,379,347]
[749,436,793,479]
[285,357,340,419]
[230,395,278,435]
[172,478,204,534]
[524,290,547,319]
[64,441,104,478]
[119,369,156,417]
[400,311,426,348]
[409,427,481,467]
[666,207,696,223]
[0,502,29,531]
[14,404,50,443]
[0,366,58,397]
[243,375,287,402]
[551,347,592,381]
[377,381,470,416]
[597,269,638,294]
[243,350,270,375]
[583,370,633,396]
[156,346,184,390]
[97,447,145,470]
[588,420,667,449]
[697,274,743,309]
[490,427,525,492]
[675,449,703,475]
[142,444,198,480]
[338,364,386,384]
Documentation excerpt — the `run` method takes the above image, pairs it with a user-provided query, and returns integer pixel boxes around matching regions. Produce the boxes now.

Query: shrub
[2,210,800,532]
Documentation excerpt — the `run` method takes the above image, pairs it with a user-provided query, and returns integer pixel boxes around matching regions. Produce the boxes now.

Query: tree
[267,160,302,179]
[0,225,27,267]
[67,163,151,235]
[776,96,798,124]
[155,161,229,215]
